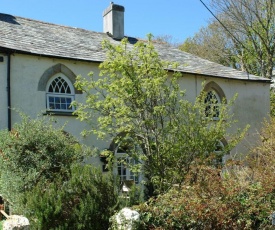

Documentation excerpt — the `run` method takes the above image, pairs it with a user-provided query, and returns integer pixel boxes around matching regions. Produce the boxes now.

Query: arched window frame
[204,90,221,119]
[213,138,229,166]
[114,146,141,184]
[203,81,226,120]
[107,136,143,185]
[38,64,82,113]
[46,74,75,112]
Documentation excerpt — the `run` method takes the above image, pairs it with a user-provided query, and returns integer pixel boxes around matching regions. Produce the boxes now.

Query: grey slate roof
[0,13,269,82]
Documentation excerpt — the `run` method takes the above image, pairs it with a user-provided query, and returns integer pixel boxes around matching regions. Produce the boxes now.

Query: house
[0,3,270,181]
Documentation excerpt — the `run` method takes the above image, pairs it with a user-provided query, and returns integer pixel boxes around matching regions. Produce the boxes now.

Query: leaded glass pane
[48,76,71,94]
[205,90,220,118]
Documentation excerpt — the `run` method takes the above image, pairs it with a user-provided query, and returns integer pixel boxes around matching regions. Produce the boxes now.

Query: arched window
[213,139,229,166]
[214,140,224,161]
[38,64,81,113]
[106,136,142,184]
[115,144,141,184]
[203,82,226,119]
[204,90,220,118]
[46,74,75,112]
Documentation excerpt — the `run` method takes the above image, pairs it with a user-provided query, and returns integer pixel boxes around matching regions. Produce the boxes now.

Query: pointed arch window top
[204,90,220,118]
[203,82,226,120]
[46,74,75,112]
[48,76,72,94]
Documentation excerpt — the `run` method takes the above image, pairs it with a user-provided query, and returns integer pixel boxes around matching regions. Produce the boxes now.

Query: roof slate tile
[0,13,269,82]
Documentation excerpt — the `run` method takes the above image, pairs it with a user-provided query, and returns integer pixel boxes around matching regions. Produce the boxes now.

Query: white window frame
[115,152,140,184]
[46,94,75,112]
[46,74,75,112]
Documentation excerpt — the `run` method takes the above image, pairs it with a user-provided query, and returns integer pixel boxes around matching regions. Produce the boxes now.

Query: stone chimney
[103,2,125,40]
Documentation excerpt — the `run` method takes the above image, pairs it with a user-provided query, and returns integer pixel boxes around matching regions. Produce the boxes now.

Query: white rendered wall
[178,73,270,156]
[9,54,270,163]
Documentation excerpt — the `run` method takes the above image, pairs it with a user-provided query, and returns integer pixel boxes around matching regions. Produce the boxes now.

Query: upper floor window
[204,90,220,118]
[203,82,226,120]
[46,74,75,112]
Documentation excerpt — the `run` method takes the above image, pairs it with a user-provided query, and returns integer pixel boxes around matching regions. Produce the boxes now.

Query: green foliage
[0,114,86,210]
[179,20,239,69]
[0,114,120,229]
[74,35,244,196]
[136,119,275,229]
[180,0,275,79]
[23,165,119,230]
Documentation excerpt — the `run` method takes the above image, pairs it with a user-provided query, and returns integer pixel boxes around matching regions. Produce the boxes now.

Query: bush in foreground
[0,115,120,229]
[136,119,275,229]
[0,115,86,208]
[24,165,119,230]
[137,166,274,229]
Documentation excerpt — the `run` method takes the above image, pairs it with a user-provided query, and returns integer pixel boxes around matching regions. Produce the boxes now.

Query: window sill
[43,111,77,116]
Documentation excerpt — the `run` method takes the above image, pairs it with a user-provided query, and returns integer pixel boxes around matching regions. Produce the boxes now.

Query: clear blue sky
[1,0,213,44]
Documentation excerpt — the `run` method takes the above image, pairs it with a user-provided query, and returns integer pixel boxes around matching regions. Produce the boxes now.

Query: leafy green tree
[179,19,239,69]
[210,0,275,78]
[74,35,244,196]
[181,0,275,79]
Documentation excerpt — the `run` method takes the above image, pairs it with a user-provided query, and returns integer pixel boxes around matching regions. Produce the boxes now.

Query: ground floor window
[117,155,139,184]
[213,140,226,166]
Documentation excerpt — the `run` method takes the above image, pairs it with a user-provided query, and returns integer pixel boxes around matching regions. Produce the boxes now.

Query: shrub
[23,165,119,230]
[137,132,275,230]
[0,115,87,209]
[137,166,274,229]
[0,114,120,229]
